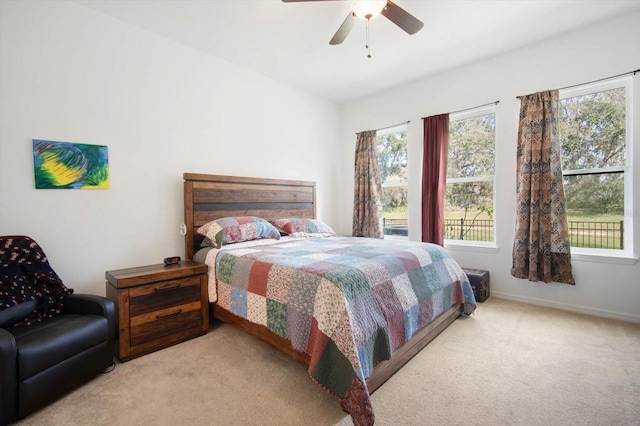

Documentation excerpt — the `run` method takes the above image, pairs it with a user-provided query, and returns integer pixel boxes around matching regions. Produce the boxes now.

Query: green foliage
[382,206,407,218]
[445,182,494,240]
[377,130,408,209]
[563,174,624,215]
[382,186,407,209]
[559,88,626,169]
[447,114,495,179]
[377,131,407,183]
[445,181,493,216]
[445,114,495,240]
[559,88,626,215]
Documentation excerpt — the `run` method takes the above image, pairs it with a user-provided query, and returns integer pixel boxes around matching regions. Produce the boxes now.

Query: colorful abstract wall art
[32,139,109,189]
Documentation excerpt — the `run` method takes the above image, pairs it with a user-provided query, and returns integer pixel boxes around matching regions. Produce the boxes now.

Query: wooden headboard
[183,173,317,260]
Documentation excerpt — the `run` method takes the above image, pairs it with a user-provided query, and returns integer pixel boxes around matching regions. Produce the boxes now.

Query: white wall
[2,1,638,324]
[0,1,341,295]
[339,11,640,323]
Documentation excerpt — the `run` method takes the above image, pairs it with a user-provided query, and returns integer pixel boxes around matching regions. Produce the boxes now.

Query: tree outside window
[377,124,408,239]
[445,108,496,243]
[559,79,629,251]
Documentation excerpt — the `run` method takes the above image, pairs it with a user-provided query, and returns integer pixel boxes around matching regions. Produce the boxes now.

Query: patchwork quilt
[211,236,476,426]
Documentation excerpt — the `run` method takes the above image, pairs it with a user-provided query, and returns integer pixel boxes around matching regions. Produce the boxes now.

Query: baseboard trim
[490,292,640,324]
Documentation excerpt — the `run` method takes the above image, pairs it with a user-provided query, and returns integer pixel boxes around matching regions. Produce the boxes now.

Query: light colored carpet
[16,298,640,426]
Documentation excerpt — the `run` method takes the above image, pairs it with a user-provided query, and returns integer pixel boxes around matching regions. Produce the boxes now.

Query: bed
[183,172,476,426]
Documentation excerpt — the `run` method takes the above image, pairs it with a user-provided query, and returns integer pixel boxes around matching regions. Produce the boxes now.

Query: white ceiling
[75,0,640,104]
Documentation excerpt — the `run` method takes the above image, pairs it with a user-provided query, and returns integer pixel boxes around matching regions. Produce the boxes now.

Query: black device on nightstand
[163,256,181,266]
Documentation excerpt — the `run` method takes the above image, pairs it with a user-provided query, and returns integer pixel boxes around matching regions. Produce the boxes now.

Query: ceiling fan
[282,0,424,49]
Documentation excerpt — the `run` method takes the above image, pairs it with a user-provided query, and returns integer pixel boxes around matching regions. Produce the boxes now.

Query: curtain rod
[356,120,410,135]
[421,100,499,119]
[516,69,640,99]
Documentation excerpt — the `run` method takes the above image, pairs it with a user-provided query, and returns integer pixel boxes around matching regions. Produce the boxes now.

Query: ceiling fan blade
[329,12,355,45]
[381,0,424,35]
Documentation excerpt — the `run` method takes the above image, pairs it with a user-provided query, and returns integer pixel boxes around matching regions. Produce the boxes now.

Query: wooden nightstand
[105,261,209,362]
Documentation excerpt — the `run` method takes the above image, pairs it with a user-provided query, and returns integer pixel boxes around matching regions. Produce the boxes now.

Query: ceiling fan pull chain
[366,17,372,58]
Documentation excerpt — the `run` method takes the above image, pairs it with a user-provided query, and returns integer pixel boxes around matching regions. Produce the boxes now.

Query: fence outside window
[567,220,624,249]
[444,219,494,241]
[384,217,624,249]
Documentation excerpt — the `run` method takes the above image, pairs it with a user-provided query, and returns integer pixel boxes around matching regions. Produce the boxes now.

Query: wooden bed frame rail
[215,302,463,393]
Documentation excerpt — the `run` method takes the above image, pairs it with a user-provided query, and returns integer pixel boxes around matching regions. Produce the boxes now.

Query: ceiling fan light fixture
[352,0,387,20]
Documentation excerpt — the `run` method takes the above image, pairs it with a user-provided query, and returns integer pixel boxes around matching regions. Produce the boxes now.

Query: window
[559,77,632,255]
[445,106,496,243]
[377,124,408,239]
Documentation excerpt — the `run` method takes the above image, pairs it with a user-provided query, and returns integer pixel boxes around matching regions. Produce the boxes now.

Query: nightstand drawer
[130,301,202,346]
[129,276,201,316]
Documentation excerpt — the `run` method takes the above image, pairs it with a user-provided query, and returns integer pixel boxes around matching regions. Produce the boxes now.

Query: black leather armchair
[0,236,116,425]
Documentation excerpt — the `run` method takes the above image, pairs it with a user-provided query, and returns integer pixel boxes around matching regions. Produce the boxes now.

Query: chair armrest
[62,294,116,341]
[0,328,18,425]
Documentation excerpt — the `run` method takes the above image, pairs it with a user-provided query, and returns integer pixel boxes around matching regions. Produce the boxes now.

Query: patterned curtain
[512,90,575,284]
[353,130,384,238]
[422,114,449,246]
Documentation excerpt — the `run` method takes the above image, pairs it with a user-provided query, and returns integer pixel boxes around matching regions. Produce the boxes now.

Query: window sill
[444,241,499,254]
[570,250,638,266]
[442,241,637,264]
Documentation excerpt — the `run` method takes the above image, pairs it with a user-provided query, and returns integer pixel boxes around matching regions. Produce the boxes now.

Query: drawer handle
[156,309,182,319]
[156,283,181,291]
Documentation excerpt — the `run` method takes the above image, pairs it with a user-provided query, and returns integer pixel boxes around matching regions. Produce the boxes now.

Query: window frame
[444,104,497,248]
[558,76,635,261]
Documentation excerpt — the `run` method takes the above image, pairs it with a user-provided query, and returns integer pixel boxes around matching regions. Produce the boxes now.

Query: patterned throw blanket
[214,236,476,426]
[0,235,73,326]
